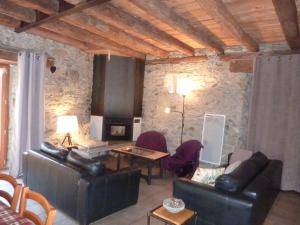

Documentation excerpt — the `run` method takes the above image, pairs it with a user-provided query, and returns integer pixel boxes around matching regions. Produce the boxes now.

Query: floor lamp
[165,79,192,144]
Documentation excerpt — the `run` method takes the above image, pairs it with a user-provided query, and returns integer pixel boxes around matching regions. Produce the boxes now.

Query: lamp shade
[176,78,193,96]
[57,115,79,134]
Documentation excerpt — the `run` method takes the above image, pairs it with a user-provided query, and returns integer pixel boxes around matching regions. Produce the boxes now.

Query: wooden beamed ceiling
[272,0,300,49]
[0,0,299,60]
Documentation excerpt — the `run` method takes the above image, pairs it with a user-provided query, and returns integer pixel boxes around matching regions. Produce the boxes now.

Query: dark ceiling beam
[272,0,300,49]
[0,48,18,64]
[0,4,145,59]
[0,0,36,22]
[128,0,224,53]
[15,0,111,33]
[9,0,168,57]
[0,13,101,53]
[195,0,258,52]
[41,20,145,59]
[84,4,195,56]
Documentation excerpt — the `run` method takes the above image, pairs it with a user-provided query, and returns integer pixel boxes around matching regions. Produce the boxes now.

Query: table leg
[147,212,150,225]
[117,153,121,170]
[147,161,153,185]
[130,156,134,167]
[159,159,164,178]
[194,212,198,225]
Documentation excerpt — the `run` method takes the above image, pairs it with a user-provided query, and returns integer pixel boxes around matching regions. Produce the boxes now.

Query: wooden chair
[0,173,22,211]
[19,187,56,225]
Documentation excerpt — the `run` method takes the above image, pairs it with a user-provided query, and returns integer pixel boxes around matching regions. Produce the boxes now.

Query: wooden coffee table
[147,205,198,225]
[111,145,169,185]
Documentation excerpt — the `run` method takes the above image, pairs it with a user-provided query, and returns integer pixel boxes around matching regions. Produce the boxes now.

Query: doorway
[0,64,9,169]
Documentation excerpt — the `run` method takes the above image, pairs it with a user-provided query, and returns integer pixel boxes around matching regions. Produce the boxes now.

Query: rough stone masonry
[142,59,252,162]
[0,25,93,167]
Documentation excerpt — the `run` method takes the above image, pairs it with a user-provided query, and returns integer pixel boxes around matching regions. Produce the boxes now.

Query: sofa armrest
[173,178,256,225]
[77,168,141,225]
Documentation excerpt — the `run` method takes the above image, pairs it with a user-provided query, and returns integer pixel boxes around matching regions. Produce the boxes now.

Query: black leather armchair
[173,153,282,225]
[23,149,141,225]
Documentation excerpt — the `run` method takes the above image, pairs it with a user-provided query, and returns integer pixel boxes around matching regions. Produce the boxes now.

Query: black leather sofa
[23,148,141,225]
[173,152,282,225]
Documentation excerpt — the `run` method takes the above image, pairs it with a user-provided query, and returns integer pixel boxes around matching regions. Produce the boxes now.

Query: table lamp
[56,115,79,146]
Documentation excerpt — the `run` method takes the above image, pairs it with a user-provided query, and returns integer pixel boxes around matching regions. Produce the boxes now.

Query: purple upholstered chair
[135,131,168,152]
[163,140,203,177]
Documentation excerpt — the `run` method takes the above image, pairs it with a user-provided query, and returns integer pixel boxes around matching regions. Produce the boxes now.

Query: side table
[147,205,197,225]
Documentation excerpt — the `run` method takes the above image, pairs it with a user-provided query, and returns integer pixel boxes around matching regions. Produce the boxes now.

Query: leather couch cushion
[67,151,105,176]
[215,152,269,193]
[40,142,68,160]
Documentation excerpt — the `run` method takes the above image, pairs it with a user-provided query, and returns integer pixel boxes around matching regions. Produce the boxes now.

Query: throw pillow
[192,167,225,185]
[224,160,241,174]
[230,148,253,164]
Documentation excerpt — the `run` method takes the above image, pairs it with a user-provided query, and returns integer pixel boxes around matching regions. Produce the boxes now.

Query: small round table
[147,205,198,225]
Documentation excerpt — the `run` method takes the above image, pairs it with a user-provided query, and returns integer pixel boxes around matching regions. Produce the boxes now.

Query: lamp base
[61,133,73,147]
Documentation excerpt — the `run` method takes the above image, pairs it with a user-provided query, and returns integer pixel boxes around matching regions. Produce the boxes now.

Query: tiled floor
[1,163,300,225]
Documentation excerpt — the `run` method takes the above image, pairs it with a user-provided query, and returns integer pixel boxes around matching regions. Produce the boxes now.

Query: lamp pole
[168,95,186,144]
[180,95,186,144]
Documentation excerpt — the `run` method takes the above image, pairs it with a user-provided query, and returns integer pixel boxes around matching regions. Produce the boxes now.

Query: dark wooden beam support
[272,0,300,49]
[66,13,168,57]
[0,13,136,60]
[195,0,258,52]
[84,4,195,56]
[229,59,253,73]
[41,21,145,59]
[10,0,167,57]
[0,13,100,54]
[0,48,18,64]
[0,0,35,22]
[128,0,224,53]
[1,2,145,58]
[15,0,111,33]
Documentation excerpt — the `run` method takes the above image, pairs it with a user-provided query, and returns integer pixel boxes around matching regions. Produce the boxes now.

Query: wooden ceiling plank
[195,0,258,52]
[14,0,111,33]
[30,28,135,57]
[0,0,35,22]
[2,2,145,58]
[127,0,224,53]
[84,4,194,56]
[41,21,145,59]
[30,27,94,51]
[10,0,167,57]
[0,12,135,58]
[65,13,168,57]
[0,49,18,64]
[0,13,98,53]
[272,0,300,49]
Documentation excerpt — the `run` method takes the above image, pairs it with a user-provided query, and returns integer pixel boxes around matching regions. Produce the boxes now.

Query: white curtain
[9,51,46,177]
[248,54,300,192]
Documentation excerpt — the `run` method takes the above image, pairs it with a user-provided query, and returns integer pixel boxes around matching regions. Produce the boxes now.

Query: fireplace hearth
[103,118,133,141]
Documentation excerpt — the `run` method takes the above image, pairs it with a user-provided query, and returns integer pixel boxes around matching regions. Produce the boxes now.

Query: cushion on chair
[215,152,269,193]
[67,151,105,176]
[40,142,68,160]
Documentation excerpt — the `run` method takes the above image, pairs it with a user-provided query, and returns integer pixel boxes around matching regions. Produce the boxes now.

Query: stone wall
[142,58,252,162]
[0,25,93,166]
